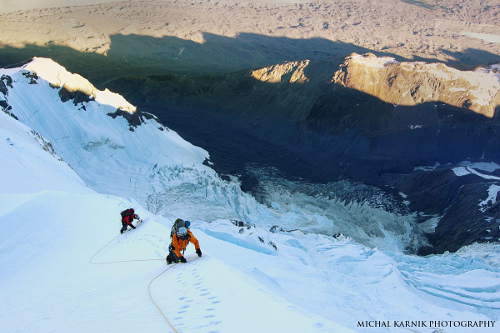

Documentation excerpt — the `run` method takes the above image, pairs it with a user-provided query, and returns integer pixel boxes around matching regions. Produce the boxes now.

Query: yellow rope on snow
[89,235,119,264]
[147,256,201,332]
[90,234,180,332]
[148,264,180,333]
[89,234,163,264]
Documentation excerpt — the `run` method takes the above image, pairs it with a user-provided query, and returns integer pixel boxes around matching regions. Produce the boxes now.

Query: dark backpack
[170,218,186,238]
[121,208,135,220]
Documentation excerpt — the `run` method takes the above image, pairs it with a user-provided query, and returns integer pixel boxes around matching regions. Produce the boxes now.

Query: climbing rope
[148,264,180,333]
[89,232,163,264]
[148,255,202,332]
[88,235,118,264]
[89,233,179,332]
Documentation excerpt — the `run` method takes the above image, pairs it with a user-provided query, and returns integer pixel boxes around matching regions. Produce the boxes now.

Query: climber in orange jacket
[166,226,202,264]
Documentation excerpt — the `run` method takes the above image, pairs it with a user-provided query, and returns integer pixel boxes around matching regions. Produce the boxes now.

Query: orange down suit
[172,229,200,258]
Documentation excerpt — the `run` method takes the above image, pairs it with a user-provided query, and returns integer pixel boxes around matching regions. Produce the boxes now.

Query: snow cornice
[24,57,137,113]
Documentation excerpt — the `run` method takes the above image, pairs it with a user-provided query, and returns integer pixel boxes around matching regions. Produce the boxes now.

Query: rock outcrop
[251,60,310,84]
[332,53,500,118]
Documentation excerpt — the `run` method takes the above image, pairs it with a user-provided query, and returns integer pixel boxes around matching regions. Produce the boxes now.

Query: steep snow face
[2,59,212,207]
[0,110,89,194]
[0,190,357,333]
[0,58,281,226]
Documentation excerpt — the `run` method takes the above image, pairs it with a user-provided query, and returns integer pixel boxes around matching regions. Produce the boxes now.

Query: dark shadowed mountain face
[2,18,498,254]
[104,56,500,255]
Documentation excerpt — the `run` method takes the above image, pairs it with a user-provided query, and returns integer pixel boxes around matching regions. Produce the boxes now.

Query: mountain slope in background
[0,57,422,253]
[332,53,500,117]
[105,53,500,254]
[1,58,500,332]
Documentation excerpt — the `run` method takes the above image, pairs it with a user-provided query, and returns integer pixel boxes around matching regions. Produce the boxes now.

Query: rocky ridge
[332,53,500,118]
[251,60,311,84]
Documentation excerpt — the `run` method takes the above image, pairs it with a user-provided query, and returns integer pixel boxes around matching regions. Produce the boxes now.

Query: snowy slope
[1,191,353,333]
[1,59,500,333]
[0,104,351,332]
[1,58,277,226]
[0,107,89,194]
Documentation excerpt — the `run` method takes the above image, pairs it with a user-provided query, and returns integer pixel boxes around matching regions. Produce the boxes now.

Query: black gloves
[179,256,187,263]
[196,249,202,257]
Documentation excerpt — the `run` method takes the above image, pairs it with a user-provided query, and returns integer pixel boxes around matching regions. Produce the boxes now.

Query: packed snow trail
[89,219,164,265]
[89,221,353,333]
[88,226,181,332]
[150,254,353,333]
[148,263,181,333]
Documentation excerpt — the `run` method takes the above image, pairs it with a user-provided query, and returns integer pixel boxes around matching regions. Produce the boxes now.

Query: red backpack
[121,208,135,223]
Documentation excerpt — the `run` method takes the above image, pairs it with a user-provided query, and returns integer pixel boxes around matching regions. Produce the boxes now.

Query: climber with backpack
[170,218,191,238]
[120,208,141,234]
[166,218,202,264]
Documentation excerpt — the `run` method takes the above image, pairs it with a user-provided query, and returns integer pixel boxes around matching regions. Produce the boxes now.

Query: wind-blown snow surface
[1,59,500,332]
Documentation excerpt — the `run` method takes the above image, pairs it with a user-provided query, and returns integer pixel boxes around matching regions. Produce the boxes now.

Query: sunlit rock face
[332,53,500,118]
[295,55,500,176]
[251,60,311,84]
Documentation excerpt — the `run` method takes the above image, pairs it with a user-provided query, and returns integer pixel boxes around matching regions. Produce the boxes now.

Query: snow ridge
[25,57,137,113]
